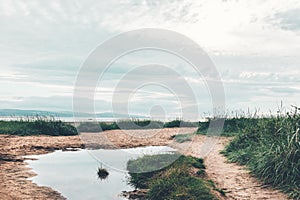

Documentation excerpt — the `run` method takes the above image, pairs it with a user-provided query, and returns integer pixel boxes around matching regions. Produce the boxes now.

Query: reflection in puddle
[26,146,176,200]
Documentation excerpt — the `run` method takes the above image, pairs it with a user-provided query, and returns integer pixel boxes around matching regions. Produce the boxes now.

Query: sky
[0,0,300,119]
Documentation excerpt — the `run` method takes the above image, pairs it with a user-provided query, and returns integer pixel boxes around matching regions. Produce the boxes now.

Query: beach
[0,128,196,200]
[0,127,288,200]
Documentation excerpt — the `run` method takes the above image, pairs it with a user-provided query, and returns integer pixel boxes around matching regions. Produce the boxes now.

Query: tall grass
[222,108,300,199]
[0,116,77,136]
[197,117,259,136]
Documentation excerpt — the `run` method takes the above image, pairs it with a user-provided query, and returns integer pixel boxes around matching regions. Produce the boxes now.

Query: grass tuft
[171,133,192,143]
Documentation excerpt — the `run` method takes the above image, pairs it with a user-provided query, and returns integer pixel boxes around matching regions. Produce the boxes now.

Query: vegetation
[197,117,259,136]
[171,133,192,143]
[77,119,197,132]
[127,154,217,200]
[77,121,120,132]
[222,108,300,199]
[163,119,198,128]
[97,167,109,180]
[118,119,164,129]
[0,117,77,136]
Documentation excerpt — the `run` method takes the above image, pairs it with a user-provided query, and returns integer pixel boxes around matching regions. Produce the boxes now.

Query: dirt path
[187,135,288,200]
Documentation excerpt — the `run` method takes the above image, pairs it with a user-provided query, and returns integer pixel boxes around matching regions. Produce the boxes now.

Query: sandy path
[187,135,288,200]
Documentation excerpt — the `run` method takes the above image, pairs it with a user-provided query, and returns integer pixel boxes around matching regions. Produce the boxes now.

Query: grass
[171,133,192,143]
[163,119,198,128]
[127,154,217,200]
[0,116,78,136]
[197,117,259,136]
[117,119,164,129]
[221,108,300,199]
[77,119,197,132]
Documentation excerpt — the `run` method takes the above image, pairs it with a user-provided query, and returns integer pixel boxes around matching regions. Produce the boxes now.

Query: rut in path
[187,136,288,200]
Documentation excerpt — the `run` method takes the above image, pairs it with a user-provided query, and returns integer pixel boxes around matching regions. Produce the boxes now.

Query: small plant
[196,169,205,176]
[171,133,192,143]
[207,179,227,196]
[97,167,109,180]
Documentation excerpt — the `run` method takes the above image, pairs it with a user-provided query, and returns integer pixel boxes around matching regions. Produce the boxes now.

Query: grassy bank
[77,119,198,132]
[221,110,300,199]
[0,117,78,136]
[197,117,259,136]
[127,154,219,200]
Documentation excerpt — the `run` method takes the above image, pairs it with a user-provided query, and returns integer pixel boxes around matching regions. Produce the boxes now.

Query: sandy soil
[0,128,289,200]
[0,134,83,200]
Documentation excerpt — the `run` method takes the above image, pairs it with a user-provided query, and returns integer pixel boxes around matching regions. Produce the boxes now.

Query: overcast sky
[1,0,300,119]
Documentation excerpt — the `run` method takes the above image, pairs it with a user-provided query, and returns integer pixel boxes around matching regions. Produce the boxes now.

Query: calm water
[26,146,176,200]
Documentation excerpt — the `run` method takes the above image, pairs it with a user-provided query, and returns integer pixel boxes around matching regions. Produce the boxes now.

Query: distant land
[0,109,147,119]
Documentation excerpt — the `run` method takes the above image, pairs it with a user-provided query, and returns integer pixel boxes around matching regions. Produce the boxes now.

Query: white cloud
[96,0,300,56]
[0,0,300,115]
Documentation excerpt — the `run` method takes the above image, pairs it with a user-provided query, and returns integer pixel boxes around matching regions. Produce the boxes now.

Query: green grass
[117,119,164,129]
[197,117,260,136]
[222,110,300,199]
[171,133,192,143]
[0,117,78,136]
[77,119,197,132]
[127,154,217,200]
[163,120,198,128]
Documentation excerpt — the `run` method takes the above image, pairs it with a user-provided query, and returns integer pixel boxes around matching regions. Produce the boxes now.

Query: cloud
[271,8,300,31]
[0,0,300,115]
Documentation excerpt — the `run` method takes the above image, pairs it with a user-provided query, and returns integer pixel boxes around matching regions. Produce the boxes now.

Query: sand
[187,136,288,200]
